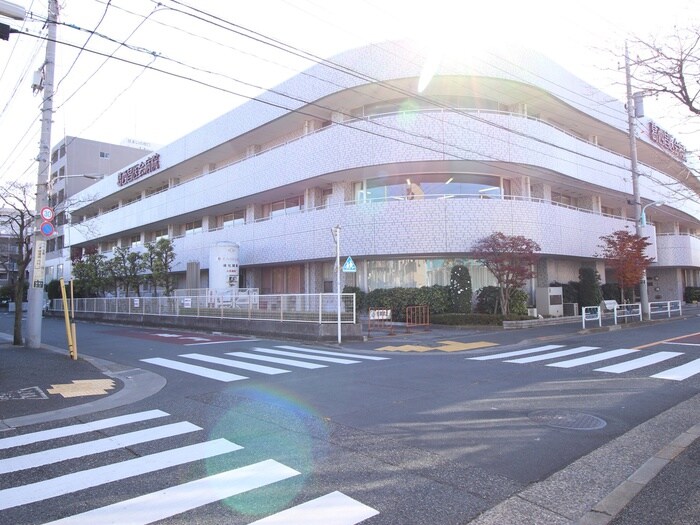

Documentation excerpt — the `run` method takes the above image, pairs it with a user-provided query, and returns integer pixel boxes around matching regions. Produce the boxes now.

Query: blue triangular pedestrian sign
[342,256,357,272]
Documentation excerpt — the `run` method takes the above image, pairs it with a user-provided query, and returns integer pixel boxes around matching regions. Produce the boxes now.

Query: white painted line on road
[277,346,390,361]
[253,348,360,364]
[42,459,300,525]
[506,346,599,363]
[180,353,290,375]
[249,491,379,524]
[595,352,684,374]
[0,422,201,474]
[467,345,565,361]
[140,358,248,382]
[651,358,700,381]
[0,410,170,450]
[547,349,638,368]
[0,439,242,511]
[227,352,327,369]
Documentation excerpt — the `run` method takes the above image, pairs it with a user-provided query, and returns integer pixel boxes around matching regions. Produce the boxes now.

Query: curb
[576,421,700,525]
[0,338,166,430]
[467,392,700,524]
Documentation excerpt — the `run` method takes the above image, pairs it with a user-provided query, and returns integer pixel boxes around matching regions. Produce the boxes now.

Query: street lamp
[640,200,665,227]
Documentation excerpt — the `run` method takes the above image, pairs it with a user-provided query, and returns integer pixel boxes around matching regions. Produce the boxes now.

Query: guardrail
[582,301,682,328]
[50,293,356,324]
[649,300,682,318]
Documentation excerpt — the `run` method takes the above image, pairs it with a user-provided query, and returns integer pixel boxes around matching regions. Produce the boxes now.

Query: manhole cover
[529,409,607,430]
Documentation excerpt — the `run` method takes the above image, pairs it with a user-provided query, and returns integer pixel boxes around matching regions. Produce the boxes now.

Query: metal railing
[51,293,356,324]
[648,300,682,318]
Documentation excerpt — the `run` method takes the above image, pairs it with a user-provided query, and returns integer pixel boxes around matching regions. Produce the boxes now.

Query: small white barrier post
[582,306,601,328]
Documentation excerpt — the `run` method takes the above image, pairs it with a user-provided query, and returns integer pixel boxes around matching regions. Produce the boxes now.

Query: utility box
[536,287,563,317]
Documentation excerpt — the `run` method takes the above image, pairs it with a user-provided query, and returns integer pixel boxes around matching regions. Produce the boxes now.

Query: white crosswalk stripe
[546,349,639,368]
[506,346,599,363]
[595,352,683,374]
[140,357,249,381]
[140,345,388,382]
[468,345,700,381]
[468,345,565,361]
[651,358,700,381]
[249,491,380,524]
[2,411,380,524]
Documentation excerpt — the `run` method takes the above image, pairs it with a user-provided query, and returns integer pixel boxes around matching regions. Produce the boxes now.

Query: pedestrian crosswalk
[140,345,389,382]
[0,409,379,524]
[467,344,700,381]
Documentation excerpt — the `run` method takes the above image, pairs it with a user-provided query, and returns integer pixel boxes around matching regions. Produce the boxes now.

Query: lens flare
[205,385,329,518]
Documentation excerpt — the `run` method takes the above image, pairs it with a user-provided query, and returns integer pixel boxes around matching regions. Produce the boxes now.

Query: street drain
[529,409,607,430]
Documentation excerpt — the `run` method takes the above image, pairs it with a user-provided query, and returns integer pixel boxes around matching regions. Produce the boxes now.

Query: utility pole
[27,0,58,348]
[624,41,650,320]
[332,225,341,344]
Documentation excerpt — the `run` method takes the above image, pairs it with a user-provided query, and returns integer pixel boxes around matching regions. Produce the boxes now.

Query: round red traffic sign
[40,206,55,221]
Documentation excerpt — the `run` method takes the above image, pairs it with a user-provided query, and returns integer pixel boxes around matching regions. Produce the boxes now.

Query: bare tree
[0,183,35,345]
[628,28,700,116]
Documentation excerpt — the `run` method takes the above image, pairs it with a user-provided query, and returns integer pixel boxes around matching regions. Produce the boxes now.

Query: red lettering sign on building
[117,153,161,186]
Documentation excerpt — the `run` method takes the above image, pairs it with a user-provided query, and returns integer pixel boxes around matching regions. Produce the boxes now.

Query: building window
[57,264,63,278]
[56,236,64,250]
[99,151,110,159]
[221,209,245,228]
[130,234,141,247]
[268,196,304,218]
[184,220,202,236]
[59,144,66,158]
[51,150,58,163]
[154,229,168,241]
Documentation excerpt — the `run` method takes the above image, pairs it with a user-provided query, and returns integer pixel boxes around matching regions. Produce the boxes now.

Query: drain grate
[529,409,607,430]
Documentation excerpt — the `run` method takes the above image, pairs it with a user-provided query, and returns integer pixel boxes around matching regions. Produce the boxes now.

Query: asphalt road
[0,313,698,524]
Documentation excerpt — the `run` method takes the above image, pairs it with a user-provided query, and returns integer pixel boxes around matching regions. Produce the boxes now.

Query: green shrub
[475,286,528,315]
[449,265,472,314]
[343,285,367,312]
[578,267,603,307]
[365,285,450,322]
[684,286,700,303]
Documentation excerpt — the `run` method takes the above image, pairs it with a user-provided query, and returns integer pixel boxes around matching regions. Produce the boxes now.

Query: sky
[0,0,699,189]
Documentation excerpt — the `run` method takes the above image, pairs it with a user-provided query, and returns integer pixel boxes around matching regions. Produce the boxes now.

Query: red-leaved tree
[472,232,541,315]
[597,230,654,303]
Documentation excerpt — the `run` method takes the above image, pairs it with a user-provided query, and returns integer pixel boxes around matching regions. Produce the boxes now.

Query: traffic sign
[40,206,54,221]
[40,221,55,237]
[342,256,356,272]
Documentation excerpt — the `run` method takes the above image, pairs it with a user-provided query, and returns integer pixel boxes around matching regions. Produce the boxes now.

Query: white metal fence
[51,293,356,324]
[582,300,682,328]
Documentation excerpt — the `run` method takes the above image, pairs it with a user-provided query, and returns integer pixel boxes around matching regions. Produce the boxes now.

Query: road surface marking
[250,491,379,524]
[42,460,300,525]
[651,358,700,381]
[595,352,684,373]
[140,358,248,382]
[506,346,599,363]
[0,439,242,511]
[0,422,201,474]
[180,354,290,375]
[227,352,327,369]
[0,410,169,450]
[547,349,638,368]
[467,345,565,361]
[251,348,361,364]
[277,346,390,360]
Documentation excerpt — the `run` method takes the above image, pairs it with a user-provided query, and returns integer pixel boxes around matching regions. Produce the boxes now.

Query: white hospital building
[56,41,700,304]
